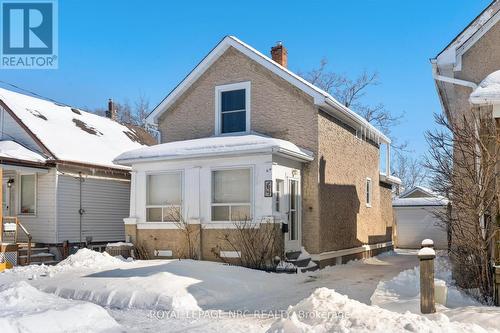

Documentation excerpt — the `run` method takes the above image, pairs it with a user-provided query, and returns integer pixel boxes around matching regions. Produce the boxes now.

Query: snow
[268,288,494,333]
[393,196,448,207]
[2,249,500,332]
[470,70,500,104]
[56,248,126,270]
[0,140,46,163]
[114,134,314,164]
[105,242,133,248]
[0,281,121,333]
[3,223,16,232]
[0,87,148,169]
[418,247,436,257]
[421,239,434,246]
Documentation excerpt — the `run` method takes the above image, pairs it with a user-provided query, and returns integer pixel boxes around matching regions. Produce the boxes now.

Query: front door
[285,178,301,252]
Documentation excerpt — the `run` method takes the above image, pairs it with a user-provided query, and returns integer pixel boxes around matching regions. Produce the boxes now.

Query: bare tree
[301,59,404,139]
[93,96,151,128]
[425,110,499,303]
[391,154,426,195]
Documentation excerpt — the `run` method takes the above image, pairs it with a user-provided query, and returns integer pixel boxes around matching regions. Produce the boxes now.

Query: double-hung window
[211,168,252,222]
[216,82,250,134]
[146,172,182,222]
[19,174,36,215]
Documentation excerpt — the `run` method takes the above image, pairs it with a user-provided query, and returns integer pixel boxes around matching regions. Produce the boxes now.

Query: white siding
[0,106,43,154]
[394,206,448,250]
[57,175,129,243]
[12,169,57,243]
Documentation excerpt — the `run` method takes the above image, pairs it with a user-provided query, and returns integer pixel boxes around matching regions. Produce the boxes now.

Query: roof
[0,87,151,169]
[0,140,46,163]
[470,70,500,104]
[147,36,390,145]
[399,186,437,199]
[114,134,314,165]
[392,197,449,207]
[393,186,449,207]
[434,0,499,68]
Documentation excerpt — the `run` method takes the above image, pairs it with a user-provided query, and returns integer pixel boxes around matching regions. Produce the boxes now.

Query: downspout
[78,172,85,246]
[431,60,477,90]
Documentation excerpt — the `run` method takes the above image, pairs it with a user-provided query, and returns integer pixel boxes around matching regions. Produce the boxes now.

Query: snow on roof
[470,70,500,104]
[148,36,390,144]
[0,140,46,163]
[0,88,150,169]
[393,197,449,207]
[115,134,314,164]
[399,185,437,199]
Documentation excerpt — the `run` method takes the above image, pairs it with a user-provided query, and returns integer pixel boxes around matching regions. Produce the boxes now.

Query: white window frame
[210,166,254,223]
[18,173,37,216]
[215,81,251,135]
[366,177,372,208]
[145,171,183,223]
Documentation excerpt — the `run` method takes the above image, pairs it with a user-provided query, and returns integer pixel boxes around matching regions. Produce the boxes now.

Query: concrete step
[18,247,50,255]
[285,251,301,260]
[18,252,56,266]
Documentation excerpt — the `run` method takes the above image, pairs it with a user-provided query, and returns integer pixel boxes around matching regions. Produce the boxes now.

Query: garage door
[395,207,448,249]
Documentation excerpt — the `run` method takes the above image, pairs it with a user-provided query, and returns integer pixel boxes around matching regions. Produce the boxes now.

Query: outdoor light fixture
[7,179,14,188]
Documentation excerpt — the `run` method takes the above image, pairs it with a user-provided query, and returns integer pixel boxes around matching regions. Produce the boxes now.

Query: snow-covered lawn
[1,249,499,332]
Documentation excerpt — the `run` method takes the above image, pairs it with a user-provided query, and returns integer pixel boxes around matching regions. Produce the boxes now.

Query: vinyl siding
[13,169,57,243]
[57,175,129,243]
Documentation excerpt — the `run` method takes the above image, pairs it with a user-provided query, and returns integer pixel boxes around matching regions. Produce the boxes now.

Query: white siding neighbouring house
[393,187,449,250]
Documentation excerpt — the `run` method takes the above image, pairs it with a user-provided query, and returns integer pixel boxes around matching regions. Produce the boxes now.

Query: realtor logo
[1,0,58,68]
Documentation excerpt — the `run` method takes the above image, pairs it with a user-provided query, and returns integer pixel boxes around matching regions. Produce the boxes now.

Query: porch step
[17,245,59,266]
[284,250,318,273]
[18,247,50,255]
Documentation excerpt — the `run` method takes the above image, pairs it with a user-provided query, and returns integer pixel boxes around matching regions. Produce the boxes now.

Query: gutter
[431,60,477,89]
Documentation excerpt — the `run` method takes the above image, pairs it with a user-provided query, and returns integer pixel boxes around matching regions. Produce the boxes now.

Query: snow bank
[0,281,121,333]
[268,288,492,333]
[371,256,479,313]
[57,248,126,269]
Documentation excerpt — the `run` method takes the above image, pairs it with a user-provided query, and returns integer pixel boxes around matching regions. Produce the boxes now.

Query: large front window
[20,174,36,215]
[211,168,252,221]
[146,172,182,222]
[216,82,250,134]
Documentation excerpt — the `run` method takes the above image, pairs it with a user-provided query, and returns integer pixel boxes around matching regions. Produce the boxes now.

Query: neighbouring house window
[146,172,182,222]
[366,178,372,207]
[216,82,250,134]
[20,174,36,214]
[211,168,252,221]
[275,180,284,212]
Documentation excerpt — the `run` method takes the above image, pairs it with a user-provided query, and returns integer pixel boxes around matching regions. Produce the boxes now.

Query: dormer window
[215,81,251,135]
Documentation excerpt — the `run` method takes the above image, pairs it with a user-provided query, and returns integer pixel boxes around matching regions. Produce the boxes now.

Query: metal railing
[1,216,32,265]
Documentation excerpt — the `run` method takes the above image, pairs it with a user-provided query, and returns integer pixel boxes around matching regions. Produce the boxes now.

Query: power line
[0,79,71,107]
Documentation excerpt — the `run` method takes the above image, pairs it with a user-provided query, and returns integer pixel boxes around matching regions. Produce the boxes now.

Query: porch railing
[1,216,32,265]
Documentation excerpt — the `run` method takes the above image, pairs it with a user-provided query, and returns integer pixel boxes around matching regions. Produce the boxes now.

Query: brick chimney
[106,98,117,121]
[271,41,287,68]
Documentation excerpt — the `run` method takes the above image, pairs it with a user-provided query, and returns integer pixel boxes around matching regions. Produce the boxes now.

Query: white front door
[285,177,301,252]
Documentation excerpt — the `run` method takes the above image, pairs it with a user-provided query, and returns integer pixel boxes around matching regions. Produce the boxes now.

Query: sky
[0,0,493,157]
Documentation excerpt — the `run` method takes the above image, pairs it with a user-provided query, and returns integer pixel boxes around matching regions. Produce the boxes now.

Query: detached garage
[393,186,449,250]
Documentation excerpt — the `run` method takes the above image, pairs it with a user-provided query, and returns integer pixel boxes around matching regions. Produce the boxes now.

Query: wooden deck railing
[1,216,32,265]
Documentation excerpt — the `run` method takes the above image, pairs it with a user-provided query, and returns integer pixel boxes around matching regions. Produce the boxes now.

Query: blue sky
[0,0,492,157]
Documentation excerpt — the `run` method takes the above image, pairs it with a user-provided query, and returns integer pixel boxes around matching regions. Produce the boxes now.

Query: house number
[264,180,273,197]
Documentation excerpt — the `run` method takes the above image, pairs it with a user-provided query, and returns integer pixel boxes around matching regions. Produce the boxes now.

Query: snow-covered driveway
[5,249,498,333]
[0,249,418,313]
